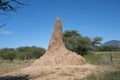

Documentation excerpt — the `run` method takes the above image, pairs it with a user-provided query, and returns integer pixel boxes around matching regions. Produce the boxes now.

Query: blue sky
[0,0,120,49]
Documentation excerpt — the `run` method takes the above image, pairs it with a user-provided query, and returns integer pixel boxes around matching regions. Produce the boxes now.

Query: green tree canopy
[63,30,92,56]
[92,37,102,50]
[63,30,102,56]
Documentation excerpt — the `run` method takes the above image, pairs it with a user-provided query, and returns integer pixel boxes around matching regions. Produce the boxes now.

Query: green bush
[0,46,46,60]
[17,52,33,60]
[63,30,92,56]
[16,46,46,60]
[0,48,17,61]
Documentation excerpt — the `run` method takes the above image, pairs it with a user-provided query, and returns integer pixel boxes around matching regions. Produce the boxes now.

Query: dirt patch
[20,64,95,80]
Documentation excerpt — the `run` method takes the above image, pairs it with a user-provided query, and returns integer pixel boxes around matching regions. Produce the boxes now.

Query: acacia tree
[92,37,102,50]
[63,30,102,56]
[63,30,92,56]
[0,0,26,13]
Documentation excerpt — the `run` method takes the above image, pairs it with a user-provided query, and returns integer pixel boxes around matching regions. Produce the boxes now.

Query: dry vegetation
[0,52,119,80]
[0,60,34,75]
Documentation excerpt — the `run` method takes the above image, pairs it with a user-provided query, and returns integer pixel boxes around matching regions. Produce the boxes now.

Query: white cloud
[0,30,13,34]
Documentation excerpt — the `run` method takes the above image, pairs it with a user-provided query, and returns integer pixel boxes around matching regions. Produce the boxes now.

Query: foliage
[0,48,17,61]
[0,0,26,13]
[92,37,102,50]
[0,46,46,60]
[63,30,91,56]
[63,30,102,56]
[16,46,46,60]
[0,0,27,28]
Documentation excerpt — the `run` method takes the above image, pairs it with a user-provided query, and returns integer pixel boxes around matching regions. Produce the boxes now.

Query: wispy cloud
[0,30,13,34]
[81,26,90,29]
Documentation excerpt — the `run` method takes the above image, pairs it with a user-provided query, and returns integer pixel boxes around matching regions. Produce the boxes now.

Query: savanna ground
[0,52,120,80]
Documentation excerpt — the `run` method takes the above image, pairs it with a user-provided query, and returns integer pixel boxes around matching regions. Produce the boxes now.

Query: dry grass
[0,60,34,75]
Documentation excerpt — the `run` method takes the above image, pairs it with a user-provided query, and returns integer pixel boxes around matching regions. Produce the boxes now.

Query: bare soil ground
[2,64,96,80]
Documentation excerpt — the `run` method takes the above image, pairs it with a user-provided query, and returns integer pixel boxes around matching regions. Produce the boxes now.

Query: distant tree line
[96,46,120,52]
[0,46,46,61]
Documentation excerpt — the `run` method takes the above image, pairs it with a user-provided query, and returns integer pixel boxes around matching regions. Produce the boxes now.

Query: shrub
[16,46,46,60]
[0,48,17,61]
